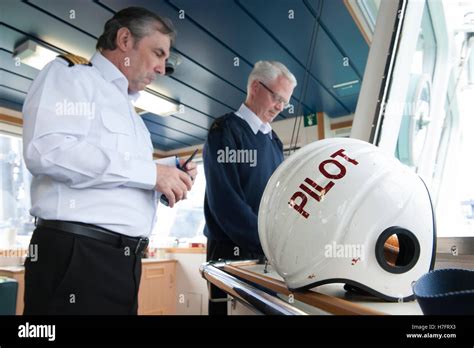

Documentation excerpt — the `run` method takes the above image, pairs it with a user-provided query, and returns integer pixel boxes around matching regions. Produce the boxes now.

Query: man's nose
[155,61,166,75]
[274,101,284,112]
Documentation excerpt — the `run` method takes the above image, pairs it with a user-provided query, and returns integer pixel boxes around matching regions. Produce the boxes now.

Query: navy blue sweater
[203,113,284,254]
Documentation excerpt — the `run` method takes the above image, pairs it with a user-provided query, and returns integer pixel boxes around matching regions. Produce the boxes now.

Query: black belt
[36,218,149,256]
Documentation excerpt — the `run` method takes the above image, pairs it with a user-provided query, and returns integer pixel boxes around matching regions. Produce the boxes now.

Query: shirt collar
[235,103,272,138]
[90,52,139,101]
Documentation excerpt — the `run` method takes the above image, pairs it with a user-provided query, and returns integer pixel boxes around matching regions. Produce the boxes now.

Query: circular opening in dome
[375,227,420,274]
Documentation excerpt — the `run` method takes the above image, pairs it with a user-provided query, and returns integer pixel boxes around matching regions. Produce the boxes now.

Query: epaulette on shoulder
[210,113,235,132]
[210,116,226,131]
[58,53,92,67]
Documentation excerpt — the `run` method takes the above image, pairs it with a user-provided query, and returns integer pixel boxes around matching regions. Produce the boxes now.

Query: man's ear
[115,27,135,52]
[250,79,259,96]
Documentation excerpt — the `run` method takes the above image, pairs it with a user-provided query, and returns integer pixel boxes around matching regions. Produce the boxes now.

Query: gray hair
[247,61,297,94]
[96,7,176,51]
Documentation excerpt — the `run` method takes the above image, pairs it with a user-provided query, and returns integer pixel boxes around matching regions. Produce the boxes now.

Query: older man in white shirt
[22,7,196,315]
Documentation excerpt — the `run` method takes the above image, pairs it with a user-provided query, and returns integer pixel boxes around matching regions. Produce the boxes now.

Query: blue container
[0,277,18,315]
[413,268,474,315]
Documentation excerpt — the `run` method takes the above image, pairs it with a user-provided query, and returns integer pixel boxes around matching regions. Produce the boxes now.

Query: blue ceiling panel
[99,0,297,121]
[316,0,370,76]
[142,112,208,141]
[100,0,253,91]
[27,0,110,36]
[0,24,17,49]
[149,136,172,150]
[148,74,233,121]
[2,0,97,59]
[170,0,358,117]
[309,28,360,105]
[169,54,246,112]
[235,0,356,116]
[236,0,315,69]
[0,98,23,112]
[149,133,188,150]
[143,121,194,147]
[301,75,350,116]
[337,94,359,114]
[168,0,306,101]
[0,85,27,106]
[305,0,323,15]
[171,111,212,132]
[1,70,32,94]
[0,48,38,81]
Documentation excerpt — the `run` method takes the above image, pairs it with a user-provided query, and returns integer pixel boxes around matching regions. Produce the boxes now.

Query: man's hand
[179,159,198,181]
[155,164,193,208]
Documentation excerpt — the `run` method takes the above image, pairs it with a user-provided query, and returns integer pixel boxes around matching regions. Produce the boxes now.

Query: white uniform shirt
[234,103,273,139]
[22,52,173,237]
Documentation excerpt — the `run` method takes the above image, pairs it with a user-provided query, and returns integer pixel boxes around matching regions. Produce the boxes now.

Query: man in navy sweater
[203,61,297,315]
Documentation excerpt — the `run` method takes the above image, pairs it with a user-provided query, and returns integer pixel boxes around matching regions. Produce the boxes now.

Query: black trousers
[206,239,263,315]
[23,226,142,315]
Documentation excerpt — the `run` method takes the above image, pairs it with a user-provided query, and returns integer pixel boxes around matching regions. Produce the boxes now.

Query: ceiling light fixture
[133,89,179,117]
[12,40,58,70]
[332,80,360,97]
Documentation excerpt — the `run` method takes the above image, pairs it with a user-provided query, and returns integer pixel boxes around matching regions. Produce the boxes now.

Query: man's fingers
[155,163,195,206]
[184,161,197,171]
[179,171,193,190]
[163,189,176,208]
[181,159,196,170]
[172,179,188,201]
[175,193,183,202]
[188,168,198,180]
[176,176,188,194]
[181,160,198,181]
[184,164,197,180]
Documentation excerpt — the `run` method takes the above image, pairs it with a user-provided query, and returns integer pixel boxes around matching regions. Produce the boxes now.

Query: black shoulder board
[58,53,92,67]
[210,117,225,131]
[209,113,236,131]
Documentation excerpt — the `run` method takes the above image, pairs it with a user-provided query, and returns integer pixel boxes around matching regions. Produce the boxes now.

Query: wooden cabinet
[138,259,177,315]
[163,248,209,315]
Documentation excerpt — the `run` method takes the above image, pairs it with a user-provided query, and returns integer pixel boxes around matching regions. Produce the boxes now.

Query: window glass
[389,1,474,237]
[151,162,206,247]
[437,85,474,236]
[357,0,380,32]
[0,133,34,249]
[395,4,436,169]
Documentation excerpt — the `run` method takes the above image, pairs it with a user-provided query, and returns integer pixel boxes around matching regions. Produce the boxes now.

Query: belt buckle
[135,237,149,255]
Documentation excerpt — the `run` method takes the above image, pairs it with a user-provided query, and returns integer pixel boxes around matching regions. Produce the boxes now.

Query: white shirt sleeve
[22,59,157,191]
